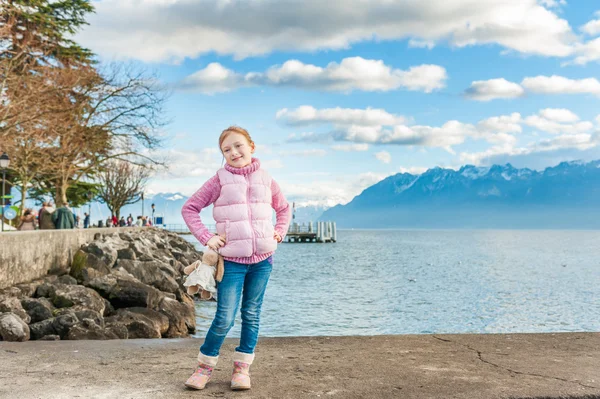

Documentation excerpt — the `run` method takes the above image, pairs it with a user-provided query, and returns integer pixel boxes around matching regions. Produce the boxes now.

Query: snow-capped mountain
[319,160,600,229]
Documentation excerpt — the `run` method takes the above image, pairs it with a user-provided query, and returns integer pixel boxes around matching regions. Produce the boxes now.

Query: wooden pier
[285,221,336,243]
[163,221,337,244]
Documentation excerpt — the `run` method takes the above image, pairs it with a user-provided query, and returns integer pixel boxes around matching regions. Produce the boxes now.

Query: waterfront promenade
[1,332,598,398]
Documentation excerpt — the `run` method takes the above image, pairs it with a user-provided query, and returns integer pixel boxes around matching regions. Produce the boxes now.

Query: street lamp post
[86,191,92,228]
[0,152,10,233]
[151,203,155,226]
[141,192,144,218]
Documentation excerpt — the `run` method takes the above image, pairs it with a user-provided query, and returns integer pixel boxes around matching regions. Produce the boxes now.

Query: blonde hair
[218,126,255,152]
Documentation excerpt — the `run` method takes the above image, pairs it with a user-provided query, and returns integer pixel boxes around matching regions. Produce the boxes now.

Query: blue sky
[75,0,600,207]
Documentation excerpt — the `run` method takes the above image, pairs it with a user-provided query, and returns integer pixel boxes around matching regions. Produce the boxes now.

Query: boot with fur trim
[230,351,254,390]
[184,352,218,390]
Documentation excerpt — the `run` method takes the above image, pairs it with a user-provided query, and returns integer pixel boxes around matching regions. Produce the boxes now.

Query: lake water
[183,229,600,338]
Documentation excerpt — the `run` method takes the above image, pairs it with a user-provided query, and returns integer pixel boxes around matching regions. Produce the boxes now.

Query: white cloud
[524,115,593,135]
[280,172,388,206]
[178,63,246,94]
[77,0,577,62]
[459,144,527,166]
[596,115,600,125]
[153,148,221,178]
[581,18,600,37]
[531,134,596,152]
[522,75,600,95]
[329,121,475,152]
[459,133,598,166]
[180,58,447,94]
[571,37,600,65]
[464,78,525,101]
[375,151,392,164]
[466,75,600,101]
[476,113,523,134]
[285,107,527,151]
[538,108,579,123]
[277,106,405,127]
[408,39,435,49]
[331,144,370,152]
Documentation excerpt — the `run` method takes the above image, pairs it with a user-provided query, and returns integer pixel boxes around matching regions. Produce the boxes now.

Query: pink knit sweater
[181,159,291,264]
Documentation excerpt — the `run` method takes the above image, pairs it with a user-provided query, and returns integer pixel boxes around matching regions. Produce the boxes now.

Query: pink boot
[231,351,254,390]
[184,353,218,390]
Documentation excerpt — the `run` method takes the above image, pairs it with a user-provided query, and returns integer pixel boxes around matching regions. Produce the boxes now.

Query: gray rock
[14,281,43,297]
[66,319,119,340]
[84,274,119,298]
[129,240,153,258]
[102,298,114,317]
[0,287,22,298]
[105,322,128,339]
[81,241,119,273]
[105,310,161,339]
[29,318,56,340]
[51,312,79,338]
[57,275,78,285]
[35,282,58,299]
[109,278,165,310]
[51,285,106,315]
[117,260,179,294]
[117,247,136,260]
[124,307,169,336]
[169,238,189,252]
[87,274,164,310]
[21,297,55,324]
[0,312,30,342]
[118,232,135,242]
[73,309,104,328]
[157,297,196,338]
[0,297,31,324]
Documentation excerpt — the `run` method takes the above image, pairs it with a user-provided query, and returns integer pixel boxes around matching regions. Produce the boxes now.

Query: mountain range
[318,160,600,229]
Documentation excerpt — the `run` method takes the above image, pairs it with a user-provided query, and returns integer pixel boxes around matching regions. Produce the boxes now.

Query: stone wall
[0,228,141,289]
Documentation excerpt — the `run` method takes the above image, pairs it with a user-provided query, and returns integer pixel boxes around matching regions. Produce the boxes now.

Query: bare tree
[97,160,151,219]
[32,64,168,207]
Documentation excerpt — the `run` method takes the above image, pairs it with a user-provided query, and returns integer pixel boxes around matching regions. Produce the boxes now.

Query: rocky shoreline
[0,229,203,341]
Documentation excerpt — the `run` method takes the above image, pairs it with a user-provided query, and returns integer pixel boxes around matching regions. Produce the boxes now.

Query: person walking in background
[119,216,126,227]
[17,208,37,231]
[127,214,133,226]
[106,217,112,228]
[52,202,75,229]
[38,202,55,230]
[83,212,90,229]
[111,214,118,227]
[135,216,143,227]
[181,126,291,391]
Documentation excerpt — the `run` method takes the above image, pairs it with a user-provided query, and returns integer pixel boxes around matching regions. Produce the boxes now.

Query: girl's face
[221,132,254,168]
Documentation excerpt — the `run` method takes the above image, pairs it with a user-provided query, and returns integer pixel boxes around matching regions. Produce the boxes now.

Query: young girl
[181,126,291,391]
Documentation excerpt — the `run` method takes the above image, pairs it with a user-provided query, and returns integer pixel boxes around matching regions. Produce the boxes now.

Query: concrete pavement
[1,333,599,399]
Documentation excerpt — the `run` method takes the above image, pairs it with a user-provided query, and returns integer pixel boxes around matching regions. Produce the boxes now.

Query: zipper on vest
[246,175,255,255]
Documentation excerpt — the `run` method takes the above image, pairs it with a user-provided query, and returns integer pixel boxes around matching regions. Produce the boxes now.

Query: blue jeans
[200,256,273,357]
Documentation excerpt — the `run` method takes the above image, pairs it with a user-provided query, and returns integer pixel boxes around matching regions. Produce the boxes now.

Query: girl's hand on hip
[274,231,282,243]
[207,234,226,251]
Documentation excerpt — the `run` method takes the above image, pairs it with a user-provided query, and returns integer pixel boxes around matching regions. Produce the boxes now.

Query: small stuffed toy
[183,247,225,301]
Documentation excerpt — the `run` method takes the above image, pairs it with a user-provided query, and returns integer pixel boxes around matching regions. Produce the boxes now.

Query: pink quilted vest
[213,159,277,258]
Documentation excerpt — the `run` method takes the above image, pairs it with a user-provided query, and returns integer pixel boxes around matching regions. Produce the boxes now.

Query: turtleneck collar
[224,157,260,175]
